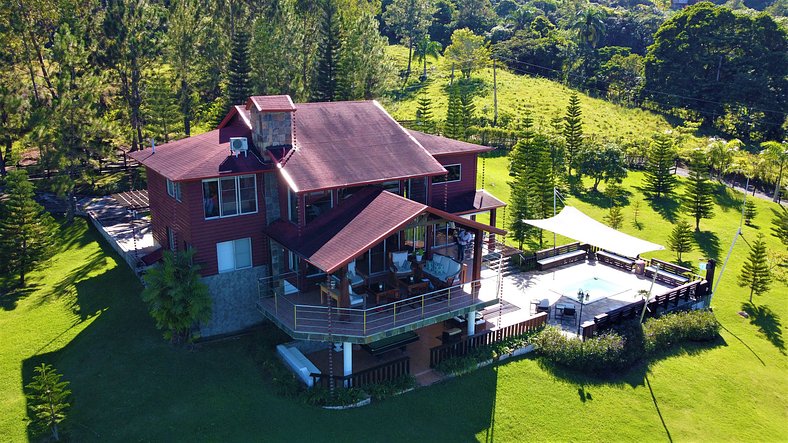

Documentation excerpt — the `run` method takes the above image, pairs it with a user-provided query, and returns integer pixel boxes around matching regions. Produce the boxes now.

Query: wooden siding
[429,153,479,210]
[185,173,269,276]
[147,168,192,256]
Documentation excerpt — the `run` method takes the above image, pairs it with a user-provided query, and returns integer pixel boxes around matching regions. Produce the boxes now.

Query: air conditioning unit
[230,137,248,157]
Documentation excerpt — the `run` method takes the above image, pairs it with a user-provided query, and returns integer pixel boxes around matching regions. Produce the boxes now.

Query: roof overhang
[523,206,664,257]
[265,189,506,274]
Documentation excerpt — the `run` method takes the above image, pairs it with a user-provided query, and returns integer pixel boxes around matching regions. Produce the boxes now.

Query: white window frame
[216,238,253,273]
[432,164,462,184]
[203,174,258,220]
[166,178,182,202]
[167,227,176,251]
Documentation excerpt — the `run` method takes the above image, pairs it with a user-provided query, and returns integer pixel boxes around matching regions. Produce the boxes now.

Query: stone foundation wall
[200,265,268,337]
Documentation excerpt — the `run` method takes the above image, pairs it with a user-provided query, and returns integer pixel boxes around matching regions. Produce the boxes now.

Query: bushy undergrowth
[364,375,417,401]
[535,310,719,374]
[305,386,367,407]
[435,326,544,375]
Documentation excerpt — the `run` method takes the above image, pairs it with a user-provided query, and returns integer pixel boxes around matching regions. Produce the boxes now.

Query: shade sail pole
[553,188,557,250]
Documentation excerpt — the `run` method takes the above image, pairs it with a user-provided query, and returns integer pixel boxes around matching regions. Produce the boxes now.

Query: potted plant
[415,248,425,262]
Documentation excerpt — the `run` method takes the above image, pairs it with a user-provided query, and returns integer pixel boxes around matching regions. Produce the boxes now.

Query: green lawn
[1,175,786,441]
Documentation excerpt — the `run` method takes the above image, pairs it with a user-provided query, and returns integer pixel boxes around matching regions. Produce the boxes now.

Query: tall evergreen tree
[444,86,463,139]
[604,205,624,229]
[415,92,435,133]
[0,170,57,286]
[738,233,771,303]
[743,199,757,226]
[459,87,475,138]
[526,134,560,246]
[26,363,71,441]
[668,219,694,261]
[682,150,715,231]
[562,92,583,177]
[508,115,536,249]
[166,0,203,137]
[228,30,252,105]
[312,0,342,102]
[773,207,788,246]
[643,134,678,198]
[143,72,181,144]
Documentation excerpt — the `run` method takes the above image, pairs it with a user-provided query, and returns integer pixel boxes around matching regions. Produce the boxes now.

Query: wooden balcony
[257,276,501,344]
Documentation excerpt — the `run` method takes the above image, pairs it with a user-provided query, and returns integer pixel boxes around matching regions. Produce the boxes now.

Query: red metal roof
[129,121,270,181]
[218,105,252,129]
[447,190,507,215]
[249,95,296,112]
[407,130,493,156]
[265,188,505,273]
[281,101,446,192]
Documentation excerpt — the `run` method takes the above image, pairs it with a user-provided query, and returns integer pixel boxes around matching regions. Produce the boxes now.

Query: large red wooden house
[131,95,506,378]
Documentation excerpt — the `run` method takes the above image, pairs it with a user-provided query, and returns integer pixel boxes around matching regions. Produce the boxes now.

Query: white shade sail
[523,206,664,258]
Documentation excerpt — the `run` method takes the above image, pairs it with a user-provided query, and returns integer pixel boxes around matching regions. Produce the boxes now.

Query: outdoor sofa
[423,253,463,288]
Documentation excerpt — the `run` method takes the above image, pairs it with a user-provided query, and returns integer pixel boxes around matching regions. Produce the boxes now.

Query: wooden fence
[311,356,410,389]
[580,279,711,340]
[429,312,548,368]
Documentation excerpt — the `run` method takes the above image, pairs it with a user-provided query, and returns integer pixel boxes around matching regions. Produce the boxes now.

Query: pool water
[551,277,629,303]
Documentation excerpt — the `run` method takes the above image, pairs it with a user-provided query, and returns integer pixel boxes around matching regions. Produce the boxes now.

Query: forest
[0,0,786,194]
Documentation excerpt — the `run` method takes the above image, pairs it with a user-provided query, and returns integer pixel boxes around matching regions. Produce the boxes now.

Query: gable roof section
[218,105,252,130]
[249,95,296,112]
[407,130,493,156]
[447,190,507,215]
[129,120,269,181]
[265,188,505,273]
[280,101,446,193]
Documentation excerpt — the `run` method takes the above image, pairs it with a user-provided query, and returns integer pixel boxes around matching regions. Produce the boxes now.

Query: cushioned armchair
[388,251,413,280]
[423,254,463,288]
[347,261,364,288]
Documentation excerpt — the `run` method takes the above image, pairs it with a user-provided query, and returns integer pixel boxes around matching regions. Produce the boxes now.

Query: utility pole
[493,59,498,127]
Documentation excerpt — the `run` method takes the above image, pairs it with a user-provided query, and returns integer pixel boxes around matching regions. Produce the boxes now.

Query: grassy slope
[382,45,677,142]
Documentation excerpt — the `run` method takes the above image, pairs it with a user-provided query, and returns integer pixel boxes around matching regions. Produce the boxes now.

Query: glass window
[380,180,400,194]
[305,191,332,224]
[167,227,176,251]
[217,238,252,273]
[203,175,257,219]
[238,176,257,213]
[288,188,299,223]
[432,164,461,184]
[406,177,427,203]
[166,179,182,201]
[220,177,238,216]
[203,181,220,218]
[404,225,426,250]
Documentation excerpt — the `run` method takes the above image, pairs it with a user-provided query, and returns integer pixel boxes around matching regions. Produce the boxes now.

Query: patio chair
[562,305,577,325]
[536,299,550,314]
[347,261,364,288]
[388,251,413,280]
[349,285,365,308]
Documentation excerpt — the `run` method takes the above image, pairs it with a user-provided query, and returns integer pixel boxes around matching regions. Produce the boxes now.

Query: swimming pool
[551,277,630,303]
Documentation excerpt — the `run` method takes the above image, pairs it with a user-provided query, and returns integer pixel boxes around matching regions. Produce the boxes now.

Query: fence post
[363,310,367,335]
[293,305,297,329]
[421,295,425,318]
[393,303,397,325]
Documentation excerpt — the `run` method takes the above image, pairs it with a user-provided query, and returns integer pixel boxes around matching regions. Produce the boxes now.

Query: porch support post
[467,310,476,336]
[488,209,497,248]
[343,342,353,378]
[472,229,483,282]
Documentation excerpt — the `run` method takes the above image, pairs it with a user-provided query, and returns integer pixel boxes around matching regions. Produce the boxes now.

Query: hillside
[382,45,682,143]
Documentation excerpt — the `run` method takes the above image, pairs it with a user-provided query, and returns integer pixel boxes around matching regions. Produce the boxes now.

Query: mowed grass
[382,45,680,143]
[1,181,786,441]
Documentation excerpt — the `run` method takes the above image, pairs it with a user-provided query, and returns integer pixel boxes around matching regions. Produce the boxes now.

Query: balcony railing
[257,275,501,341]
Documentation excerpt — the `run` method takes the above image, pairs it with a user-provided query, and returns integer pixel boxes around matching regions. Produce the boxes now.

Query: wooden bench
[362,331,419,357]
[596,250,635,271]
[645,258,691,287]
[535,242,587,271]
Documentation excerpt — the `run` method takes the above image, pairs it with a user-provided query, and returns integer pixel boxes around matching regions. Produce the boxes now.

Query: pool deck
[482,258,673,334]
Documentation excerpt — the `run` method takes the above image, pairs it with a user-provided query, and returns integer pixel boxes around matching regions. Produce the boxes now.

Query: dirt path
[674,166,786,207]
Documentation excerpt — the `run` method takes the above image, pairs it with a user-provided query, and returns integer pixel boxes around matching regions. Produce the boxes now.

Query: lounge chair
[389,251,413,280]
[347,261,364,287]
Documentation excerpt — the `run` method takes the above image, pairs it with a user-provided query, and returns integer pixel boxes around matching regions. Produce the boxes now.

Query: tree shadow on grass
[712,183,742,213]
[741,302,785,355]
[693,231,721,261]
[574,188,632,210]
[648,196,681,223]
[0,283,41,311]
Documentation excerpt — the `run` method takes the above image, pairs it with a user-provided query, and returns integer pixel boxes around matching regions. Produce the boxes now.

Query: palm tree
[415,36,442,81]
[707,137,742,181]
[507,7,536,31]
[571,7,606,49]
[760,141,788,203]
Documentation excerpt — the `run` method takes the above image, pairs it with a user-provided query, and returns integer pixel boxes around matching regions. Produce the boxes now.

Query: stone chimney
[247,95,296,156]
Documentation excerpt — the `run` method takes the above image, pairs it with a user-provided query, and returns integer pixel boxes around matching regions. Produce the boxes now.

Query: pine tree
[444,86,463,139]
[143,73,181,144]
[415,92,435,133]
[643,134,678,198]
[604,205,624,229]
[228,30,252,105]
[743,199,757,226]
[312,0,342,102]
[141,249,212,343]
[668,219,694,261]
[738,233,771,303]
[773,207,788,246]
[0,170,58,286]
[26,363,71,441]
[459,87,476,139]
[562,92,583,177]
[683,150,715,231]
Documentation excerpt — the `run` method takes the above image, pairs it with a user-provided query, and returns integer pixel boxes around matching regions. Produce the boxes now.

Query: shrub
[643,310,719,354]
[534,326,633,374]
[304,386,367,407]
[435,327,544,375]
[364,375,417,401]
[26,363,71,441]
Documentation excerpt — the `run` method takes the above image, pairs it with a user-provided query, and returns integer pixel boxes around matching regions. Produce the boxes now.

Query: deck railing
[310,356,411,389]
[429,312,548,368]
[579,279,710,340]
[259,275,501,338]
